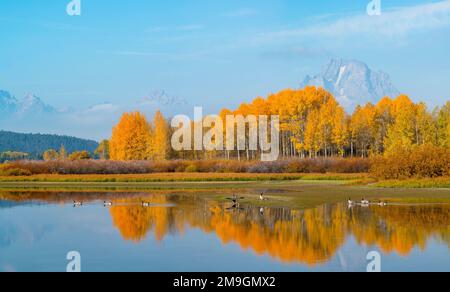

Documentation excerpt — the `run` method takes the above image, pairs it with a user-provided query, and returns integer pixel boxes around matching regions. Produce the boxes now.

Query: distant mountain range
[300,59,400,110]
[0,59,400,139]
[0,91,56,118]
[0,89,190,140]
[0,130,98,159]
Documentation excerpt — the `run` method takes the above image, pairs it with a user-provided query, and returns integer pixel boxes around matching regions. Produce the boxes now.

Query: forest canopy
[0,130,98,160]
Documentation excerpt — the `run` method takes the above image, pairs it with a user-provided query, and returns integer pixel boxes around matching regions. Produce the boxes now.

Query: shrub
[0,166,32,176]
[69,151,91,161]
[0,157,371,175]
[370,144,450,179]
[185,164,199,173]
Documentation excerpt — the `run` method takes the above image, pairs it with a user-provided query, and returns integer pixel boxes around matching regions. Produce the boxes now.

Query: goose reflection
[225,195,245,211]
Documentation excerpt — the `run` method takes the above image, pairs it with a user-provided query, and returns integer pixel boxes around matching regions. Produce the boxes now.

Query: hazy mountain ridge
[0,89,191,140]
[0,90,18,115]
[0,91,56,118]
[300,59,401,110]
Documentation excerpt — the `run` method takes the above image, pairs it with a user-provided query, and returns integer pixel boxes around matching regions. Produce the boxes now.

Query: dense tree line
[109,86,450,161]
[2,87,448,169]
[0,130,98,159]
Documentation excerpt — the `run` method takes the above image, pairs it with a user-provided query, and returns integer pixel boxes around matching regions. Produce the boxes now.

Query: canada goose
[361,198,370,205]
[73,201,82,207]
[348,199,354,205]
[378,201,387,207]
[142,202,151,207]
[224,195,245,212]
[260,193,269,201]
[103,201,112,207]
[227,195,244,204]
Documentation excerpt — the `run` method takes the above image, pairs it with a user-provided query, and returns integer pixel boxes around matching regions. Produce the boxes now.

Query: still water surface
[0,191,449,272]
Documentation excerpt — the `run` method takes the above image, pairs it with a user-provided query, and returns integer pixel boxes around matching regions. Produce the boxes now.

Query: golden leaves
[110,111,169,161]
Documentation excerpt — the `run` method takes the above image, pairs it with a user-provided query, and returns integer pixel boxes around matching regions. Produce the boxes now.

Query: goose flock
[72,201,156,208]
[348,198,388,207]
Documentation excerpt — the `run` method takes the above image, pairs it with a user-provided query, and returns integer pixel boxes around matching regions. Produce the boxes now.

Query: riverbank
[1,179,450,209]
[0,173,449,189]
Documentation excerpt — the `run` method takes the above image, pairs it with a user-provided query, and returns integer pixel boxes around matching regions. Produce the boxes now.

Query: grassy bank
[374,177,450,188]
[1,173,449,190]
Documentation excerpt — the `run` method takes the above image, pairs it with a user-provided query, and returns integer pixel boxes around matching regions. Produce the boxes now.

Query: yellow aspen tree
[95,140,110,160]
[351,104,376,157]
[152,111,170,161]
[374,97,395,154]
[59,145,67,160]
[110,112,152,161]
[415,102,435,145]
[436,102,450,147]
[333,107,348,157]
[317,99,334,157]
[385,95,418,153]
[304,109,320,157]
[219,108,233,159]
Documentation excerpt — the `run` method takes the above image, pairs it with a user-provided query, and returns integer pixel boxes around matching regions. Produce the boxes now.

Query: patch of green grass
[299,174,367,181]
[375,177,450,189]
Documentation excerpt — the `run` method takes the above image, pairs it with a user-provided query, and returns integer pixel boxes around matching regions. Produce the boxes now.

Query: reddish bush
[0,157,371,176]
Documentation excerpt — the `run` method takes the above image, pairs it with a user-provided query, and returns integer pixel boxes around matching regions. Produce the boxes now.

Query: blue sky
[1,0,450,125]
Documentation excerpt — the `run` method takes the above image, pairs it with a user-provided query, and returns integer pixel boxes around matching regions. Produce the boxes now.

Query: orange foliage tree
[109,88,449,164]
[110,112,153,161]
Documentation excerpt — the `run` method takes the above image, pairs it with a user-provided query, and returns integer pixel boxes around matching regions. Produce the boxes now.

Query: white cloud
[258,0,450,41]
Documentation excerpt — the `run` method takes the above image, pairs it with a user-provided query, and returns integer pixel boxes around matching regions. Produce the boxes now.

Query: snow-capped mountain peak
[300,59,400,110]
[0,91,56,118]
[16,93,56,115]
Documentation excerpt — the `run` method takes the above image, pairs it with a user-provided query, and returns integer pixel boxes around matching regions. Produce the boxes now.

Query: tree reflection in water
[1,191,449,265]
[108,195,450,265]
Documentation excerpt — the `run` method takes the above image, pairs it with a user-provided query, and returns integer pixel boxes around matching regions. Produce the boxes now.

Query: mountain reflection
[1,191,449,265]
